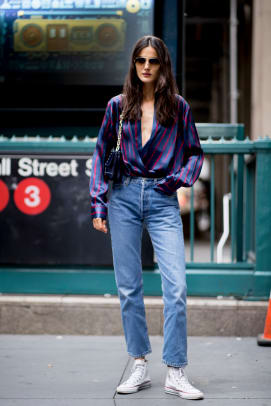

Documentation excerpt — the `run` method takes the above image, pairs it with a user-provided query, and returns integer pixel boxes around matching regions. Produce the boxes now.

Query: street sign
[0,154,154,267]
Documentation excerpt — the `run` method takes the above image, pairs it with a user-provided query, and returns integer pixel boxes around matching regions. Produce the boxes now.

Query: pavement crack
[113,356,131,399]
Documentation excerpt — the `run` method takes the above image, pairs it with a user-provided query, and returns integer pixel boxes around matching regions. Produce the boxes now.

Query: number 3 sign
[14,178,51,215]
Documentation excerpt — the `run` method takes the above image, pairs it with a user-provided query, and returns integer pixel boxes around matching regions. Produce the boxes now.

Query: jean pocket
[168,191,178,198]
[156,190,177,199]
[112,182,123,190]
[153,190,179,208]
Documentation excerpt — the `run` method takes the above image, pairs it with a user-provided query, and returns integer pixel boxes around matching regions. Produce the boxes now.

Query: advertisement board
[0,0,154,86]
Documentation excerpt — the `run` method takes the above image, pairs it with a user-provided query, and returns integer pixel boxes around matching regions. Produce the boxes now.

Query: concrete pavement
[0,335,270,406]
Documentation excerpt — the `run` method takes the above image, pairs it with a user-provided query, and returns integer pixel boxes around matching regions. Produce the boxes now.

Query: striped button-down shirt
[89,94,204,219]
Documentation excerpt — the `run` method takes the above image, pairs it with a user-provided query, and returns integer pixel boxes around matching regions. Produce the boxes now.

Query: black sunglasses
[134,57,160,66]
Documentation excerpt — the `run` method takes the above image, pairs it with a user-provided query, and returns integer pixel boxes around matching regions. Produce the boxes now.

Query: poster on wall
[0,0,154,86]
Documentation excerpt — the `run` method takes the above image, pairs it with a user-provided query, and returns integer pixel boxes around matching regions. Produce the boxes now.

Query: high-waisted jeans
[108,176,187,367]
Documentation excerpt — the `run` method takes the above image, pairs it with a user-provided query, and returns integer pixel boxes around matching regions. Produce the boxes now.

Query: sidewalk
[0,335,270,405]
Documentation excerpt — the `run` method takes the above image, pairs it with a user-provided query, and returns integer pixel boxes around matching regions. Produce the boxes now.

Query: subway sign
[0,156,92,215]
[0,154,153,267]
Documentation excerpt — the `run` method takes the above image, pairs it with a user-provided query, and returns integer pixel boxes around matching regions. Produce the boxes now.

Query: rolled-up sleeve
[155,101,204,194]
[89,101,114,219]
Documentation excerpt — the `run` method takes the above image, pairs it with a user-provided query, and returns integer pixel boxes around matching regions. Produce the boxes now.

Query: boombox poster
[0,0,154,86]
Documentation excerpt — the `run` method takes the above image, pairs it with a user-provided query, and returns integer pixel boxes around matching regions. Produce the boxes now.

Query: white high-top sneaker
[116,358,151,394]
[165,366,204,400]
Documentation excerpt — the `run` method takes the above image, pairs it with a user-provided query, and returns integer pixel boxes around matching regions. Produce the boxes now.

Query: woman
[89,36,204,400]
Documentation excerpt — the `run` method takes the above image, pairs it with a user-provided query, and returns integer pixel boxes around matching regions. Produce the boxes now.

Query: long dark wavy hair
[122,35,179,127]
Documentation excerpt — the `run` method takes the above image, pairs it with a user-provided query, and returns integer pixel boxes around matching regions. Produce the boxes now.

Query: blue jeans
[108,176,187,368]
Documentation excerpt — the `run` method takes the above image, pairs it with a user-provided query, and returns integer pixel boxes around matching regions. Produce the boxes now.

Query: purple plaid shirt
[89,94,204,219]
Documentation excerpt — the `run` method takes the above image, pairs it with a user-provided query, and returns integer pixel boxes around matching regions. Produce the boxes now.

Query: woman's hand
[93,218,108,234]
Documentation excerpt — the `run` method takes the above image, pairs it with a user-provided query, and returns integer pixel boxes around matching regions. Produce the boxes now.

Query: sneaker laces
[172,368,197,391]
[124,363,146,385]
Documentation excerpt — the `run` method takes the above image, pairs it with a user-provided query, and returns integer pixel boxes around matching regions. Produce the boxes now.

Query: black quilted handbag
[104,113,124,182]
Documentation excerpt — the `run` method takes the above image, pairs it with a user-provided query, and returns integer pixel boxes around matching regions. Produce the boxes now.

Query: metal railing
[193,125,268,266]
[189,123,248,264]
[186,124,271,298]
[0,125,271,298]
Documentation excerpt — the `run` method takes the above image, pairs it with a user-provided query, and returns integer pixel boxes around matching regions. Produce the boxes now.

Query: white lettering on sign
[24,185,41,207]
[18,158,79,177]
[85,158,92,177]
[59,162,71,177]
[0,158,11,176]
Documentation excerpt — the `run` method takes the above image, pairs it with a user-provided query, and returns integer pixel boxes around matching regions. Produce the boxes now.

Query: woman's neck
[142,83,155,102]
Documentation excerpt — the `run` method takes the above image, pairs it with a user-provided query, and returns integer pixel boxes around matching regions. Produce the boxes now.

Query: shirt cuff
[91,204,108,220]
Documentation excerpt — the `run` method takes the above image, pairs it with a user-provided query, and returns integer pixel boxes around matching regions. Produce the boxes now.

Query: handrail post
[255,138,271,274]
[236,126,245,261]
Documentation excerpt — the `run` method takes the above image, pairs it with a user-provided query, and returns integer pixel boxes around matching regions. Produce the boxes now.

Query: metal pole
[180,0,186,96]
[230,0,244,261]
[230,0,239,123]
[217,193,231,262]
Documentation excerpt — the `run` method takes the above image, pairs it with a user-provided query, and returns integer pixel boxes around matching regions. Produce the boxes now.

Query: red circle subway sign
[14,177,51,215]
[0,180,10,211]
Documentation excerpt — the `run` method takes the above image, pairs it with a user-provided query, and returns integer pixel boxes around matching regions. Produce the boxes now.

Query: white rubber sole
[117,380,151,394]
[165,386,204,400]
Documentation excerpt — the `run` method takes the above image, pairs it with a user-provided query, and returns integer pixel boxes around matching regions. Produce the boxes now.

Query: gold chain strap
[115,113,124,152]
